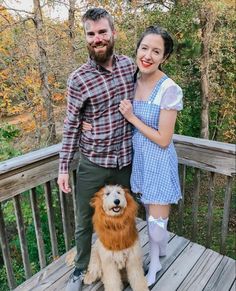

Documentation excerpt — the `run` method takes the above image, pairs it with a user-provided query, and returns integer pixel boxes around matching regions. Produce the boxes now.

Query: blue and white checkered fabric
[131,75,183,205]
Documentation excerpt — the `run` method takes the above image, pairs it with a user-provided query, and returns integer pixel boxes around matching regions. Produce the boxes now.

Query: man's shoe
[65,268,85,291]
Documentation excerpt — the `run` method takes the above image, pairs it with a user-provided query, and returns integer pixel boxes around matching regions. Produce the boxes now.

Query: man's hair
[82,8,114,31]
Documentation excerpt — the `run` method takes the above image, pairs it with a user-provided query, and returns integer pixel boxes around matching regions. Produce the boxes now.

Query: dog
[83,185,148,291]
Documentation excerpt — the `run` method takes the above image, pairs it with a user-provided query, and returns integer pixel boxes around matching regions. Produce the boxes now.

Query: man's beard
[88,36,114,64]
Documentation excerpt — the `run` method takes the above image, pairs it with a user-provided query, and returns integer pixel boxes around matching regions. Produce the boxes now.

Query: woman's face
[136,33,165,75]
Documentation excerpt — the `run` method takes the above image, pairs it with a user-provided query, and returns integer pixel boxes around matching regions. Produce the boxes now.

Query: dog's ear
[124,187,138,215]
[123,187,131,196]
[90,187,104,208]
[123,187,132,199]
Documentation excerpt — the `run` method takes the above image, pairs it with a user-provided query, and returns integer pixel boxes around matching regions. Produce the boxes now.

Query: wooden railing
[0,134,235,290]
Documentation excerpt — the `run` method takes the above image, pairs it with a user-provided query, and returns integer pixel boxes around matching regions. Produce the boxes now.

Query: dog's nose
[114,199,120,205]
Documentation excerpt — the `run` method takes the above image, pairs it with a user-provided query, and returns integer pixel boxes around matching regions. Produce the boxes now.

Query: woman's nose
[144,50,152,59]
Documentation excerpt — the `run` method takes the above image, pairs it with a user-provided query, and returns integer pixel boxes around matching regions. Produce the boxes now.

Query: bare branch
[0,5,34,15]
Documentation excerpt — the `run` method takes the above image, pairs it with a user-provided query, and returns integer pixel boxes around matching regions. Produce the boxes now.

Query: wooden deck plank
[203,256,236,291]
[14,219,145,291]
[124,234,190,291]
[229,280,235,291]
[152,242,206,291]
[47,223,150,291]
[14,248,75,291]
[13,220,236,291]
[177,249,223,291]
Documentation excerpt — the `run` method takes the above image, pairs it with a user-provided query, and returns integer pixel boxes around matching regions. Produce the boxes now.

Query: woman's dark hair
[82,8,114,31]
[134,26,174,82]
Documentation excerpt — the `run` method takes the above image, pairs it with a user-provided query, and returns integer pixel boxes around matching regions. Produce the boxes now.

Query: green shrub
[0,124,21,161]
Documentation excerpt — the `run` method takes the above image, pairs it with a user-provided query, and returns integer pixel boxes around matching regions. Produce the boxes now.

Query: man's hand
[57,173,71,193]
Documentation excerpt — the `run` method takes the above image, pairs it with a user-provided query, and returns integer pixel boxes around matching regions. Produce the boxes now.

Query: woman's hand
[82,121,92,131]
[119,99,135,122]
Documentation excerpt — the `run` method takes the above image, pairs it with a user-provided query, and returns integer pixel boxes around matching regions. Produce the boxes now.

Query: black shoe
[65,268,85,291]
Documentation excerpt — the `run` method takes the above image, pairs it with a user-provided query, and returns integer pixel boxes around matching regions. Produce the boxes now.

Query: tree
[199,2,216,139]
[32,0,56,144]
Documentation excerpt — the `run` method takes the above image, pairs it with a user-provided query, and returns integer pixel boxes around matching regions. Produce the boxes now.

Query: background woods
[0,1,235,290]
[0,0,235,156]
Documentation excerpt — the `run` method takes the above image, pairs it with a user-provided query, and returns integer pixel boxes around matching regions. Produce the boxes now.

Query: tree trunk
[33,0,56,144]
[68,0,76,56]
[67,0,77,72]
[199,5,216,139]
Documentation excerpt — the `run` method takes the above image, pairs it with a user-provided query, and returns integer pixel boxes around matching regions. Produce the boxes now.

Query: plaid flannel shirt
[59,55,135,174]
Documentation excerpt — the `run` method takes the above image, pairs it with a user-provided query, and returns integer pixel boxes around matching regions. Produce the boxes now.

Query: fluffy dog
[83,185,148,291]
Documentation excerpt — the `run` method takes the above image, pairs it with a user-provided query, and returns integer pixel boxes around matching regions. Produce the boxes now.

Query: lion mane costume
[83,185,148,291]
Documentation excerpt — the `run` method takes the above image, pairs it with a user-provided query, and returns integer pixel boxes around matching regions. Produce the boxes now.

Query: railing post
[192,168,201,241]
[220,176,233,254]
[59,189,71,251]
[206,172,216,248]
[13,195,32,279]
[178,164,186,235]
[44,181,59,259]
[30,187,46,269]
[0,202,16,289]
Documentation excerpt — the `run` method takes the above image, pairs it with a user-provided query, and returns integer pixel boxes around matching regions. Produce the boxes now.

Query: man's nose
[94,35,103,42]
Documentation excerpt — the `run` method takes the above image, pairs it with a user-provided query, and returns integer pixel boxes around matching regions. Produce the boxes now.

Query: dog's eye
[106,192,110,196]
[117,191,121,195]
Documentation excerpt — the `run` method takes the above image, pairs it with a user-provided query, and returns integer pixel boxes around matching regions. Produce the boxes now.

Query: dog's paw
[84,270,101,285]
[65,249,76,266]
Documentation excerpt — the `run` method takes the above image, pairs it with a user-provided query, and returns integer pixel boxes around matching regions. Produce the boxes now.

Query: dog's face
[99,185,127,217]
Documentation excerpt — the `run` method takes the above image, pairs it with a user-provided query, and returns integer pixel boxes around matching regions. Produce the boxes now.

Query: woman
[119,26,183,287]
[83,25,183,287]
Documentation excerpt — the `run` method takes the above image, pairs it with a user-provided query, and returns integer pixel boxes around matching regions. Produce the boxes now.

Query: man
[57,8,135,291]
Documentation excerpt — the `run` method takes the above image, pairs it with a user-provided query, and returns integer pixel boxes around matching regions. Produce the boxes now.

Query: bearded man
[57,8,135,291]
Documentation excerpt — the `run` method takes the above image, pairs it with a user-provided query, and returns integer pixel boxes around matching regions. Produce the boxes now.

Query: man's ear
[113,30,117,39]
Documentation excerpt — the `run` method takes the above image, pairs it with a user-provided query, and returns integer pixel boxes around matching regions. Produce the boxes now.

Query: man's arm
[58,74,85,193]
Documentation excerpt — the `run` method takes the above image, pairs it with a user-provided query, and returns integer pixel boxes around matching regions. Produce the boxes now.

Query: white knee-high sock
[146,216,169,287]
[157,217,169,256]
[146,235,162,286]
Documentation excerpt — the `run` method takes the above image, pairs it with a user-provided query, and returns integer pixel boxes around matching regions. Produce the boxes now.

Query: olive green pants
[74,154,131,270]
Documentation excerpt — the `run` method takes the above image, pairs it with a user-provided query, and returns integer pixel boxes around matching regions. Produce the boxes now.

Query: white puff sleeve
[160,85,183,111]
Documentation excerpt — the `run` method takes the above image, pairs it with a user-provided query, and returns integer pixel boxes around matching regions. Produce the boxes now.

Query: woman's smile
[140,59,153,68]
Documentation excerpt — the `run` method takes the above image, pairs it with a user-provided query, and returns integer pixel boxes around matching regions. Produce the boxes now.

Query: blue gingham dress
[131,75,183,205]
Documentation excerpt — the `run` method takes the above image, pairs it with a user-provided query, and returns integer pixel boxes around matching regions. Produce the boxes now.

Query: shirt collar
[88,55,118,72]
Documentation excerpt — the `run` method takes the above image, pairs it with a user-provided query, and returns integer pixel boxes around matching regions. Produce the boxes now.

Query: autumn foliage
[0,0,235,158]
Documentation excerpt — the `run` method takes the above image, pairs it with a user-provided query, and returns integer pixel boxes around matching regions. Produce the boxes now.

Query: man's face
[84,18,115,64]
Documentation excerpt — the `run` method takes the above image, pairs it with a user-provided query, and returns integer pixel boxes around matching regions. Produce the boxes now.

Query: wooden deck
[14,219,235,291]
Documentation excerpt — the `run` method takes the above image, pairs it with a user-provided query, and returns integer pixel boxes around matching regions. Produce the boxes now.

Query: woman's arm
[119,99,177,148]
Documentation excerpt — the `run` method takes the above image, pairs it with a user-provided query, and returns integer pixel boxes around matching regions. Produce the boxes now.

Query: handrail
[0,134,235,290]
[0,134,234,175]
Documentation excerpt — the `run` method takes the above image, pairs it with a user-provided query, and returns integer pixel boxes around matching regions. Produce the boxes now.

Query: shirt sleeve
[59,74,86,174]
[160,84,183,111]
